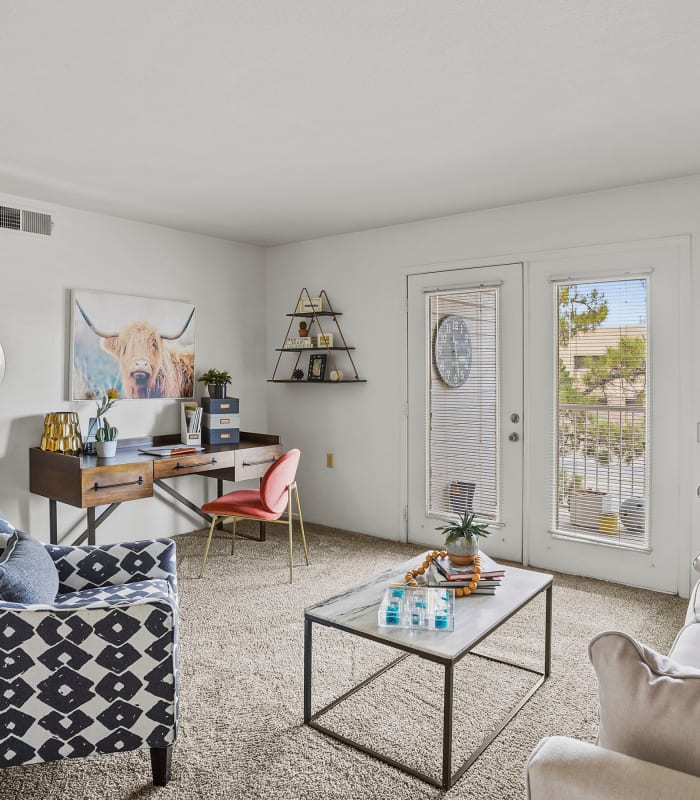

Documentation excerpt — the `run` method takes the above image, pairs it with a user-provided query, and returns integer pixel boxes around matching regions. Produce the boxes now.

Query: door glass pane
[427,288,499,520]
[555,278,648,547]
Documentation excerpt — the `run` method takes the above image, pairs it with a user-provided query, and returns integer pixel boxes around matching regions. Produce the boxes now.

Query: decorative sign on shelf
[297,296,323,313]
[285,337,312,349]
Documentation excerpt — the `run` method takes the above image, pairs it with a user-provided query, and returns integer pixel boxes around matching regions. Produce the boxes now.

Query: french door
[407,263,524,562]
[406,240,688,593]
[527,241,688,593]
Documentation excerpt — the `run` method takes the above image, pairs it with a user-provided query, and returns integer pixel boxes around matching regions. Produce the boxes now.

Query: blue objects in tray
[378,586,454,631]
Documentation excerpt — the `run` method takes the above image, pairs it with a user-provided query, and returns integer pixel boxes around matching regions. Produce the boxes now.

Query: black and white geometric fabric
[48,538,178,596]
[0,538,178,769]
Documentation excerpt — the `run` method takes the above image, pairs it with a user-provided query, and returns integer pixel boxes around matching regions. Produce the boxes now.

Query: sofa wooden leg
[150,745,173,786]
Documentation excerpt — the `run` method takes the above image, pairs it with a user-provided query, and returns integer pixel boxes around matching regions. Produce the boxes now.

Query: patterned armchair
[0,538,178,786]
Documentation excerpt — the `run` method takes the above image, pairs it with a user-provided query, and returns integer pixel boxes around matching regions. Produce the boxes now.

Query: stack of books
[429,551,506,594]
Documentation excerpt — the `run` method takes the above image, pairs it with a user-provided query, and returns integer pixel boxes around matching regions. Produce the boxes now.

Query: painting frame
[307,353,327,382]
[70,289,196,400]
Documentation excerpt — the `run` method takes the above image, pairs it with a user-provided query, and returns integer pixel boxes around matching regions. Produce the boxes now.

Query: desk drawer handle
[242,458,277,467]
[93,476,144,492]
[174,458,217,470]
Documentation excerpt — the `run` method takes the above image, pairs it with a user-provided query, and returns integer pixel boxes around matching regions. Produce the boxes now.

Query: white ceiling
[2,2,700,246]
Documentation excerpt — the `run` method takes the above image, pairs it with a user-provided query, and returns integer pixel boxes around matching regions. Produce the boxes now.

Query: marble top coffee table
[303,551,553,790]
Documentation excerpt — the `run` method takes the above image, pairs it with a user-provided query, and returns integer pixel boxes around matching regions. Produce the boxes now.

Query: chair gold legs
[199,481,310,583]
[199,515,219,578]
[287,486,294,584]
[293,483,309,567]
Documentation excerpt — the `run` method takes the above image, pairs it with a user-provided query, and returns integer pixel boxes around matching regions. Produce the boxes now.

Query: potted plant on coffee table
[436,512,491,565]
[197,368,232,399]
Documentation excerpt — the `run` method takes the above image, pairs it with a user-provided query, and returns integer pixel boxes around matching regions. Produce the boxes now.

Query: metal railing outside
[556,402,647,546]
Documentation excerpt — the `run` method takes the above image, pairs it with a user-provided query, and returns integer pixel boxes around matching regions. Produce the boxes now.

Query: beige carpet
[0,524,688,799]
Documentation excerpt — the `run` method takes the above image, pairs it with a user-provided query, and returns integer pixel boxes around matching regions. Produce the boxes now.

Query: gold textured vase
[40,412,83,455]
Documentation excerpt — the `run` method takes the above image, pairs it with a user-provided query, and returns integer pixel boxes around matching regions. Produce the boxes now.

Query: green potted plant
[197,368,232,399]
[93,391,119,458]
[436,512,491,565]
[298,321,309,337]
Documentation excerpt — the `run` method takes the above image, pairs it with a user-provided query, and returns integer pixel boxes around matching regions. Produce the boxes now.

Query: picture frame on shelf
[83,417,99,454]
[307,353,327,381]
[317,333,333,348]
[297,296,323,313]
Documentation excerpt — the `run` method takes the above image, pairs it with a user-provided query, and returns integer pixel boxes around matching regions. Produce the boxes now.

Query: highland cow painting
[70,290,196,400]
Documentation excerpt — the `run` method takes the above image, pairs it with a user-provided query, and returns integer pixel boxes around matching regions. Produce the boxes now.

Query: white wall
[0,193,267,543]
[266,175,700,574]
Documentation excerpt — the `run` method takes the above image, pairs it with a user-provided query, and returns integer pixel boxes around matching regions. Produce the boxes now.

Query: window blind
[555,277,648,546]
[427,288,499,521]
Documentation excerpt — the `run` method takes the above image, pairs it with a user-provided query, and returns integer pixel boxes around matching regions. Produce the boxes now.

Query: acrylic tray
[377,585,455,631]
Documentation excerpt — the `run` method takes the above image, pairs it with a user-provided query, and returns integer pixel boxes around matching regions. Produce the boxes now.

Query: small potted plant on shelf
[436,512,491,565]
[197,368,232,399]
[298,321,310,337]
[93,391,119,458]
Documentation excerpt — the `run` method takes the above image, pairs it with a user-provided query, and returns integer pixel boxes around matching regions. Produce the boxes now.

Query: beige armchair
[526,555,700,800]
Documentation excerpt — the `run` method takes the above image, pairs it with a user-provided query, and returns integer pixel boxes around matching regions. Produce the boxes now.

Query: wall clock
[434,315,472,387]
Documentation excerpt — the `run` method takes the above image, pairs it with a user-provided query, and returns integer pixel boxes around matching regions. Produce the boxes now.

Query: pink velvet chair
[199,448,309,583]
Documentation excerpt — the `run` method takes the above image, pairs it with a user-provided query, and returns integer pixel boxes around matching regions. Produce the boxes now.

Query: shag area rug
[0,524,688,800]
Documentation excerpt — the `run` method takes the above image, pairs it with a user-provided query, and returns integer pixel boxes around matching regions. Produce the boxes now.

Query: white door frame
[400,235,691,596]
[406,263,524,560]
[398,253,530,549]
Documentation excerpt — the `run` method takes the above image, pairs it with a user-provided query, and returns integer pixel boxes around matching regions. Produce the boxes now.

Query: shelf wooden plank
[267,379,367,383]
[286,311,342,317]
[275,347,355,352]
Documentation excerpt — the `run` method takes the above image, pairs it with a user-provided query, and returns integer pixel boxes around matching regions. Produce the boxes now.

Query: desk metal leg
[87,508,96,545]
[72,503,121,547]
[259,477,266,541]
[49,500,57,545]
[155,479,213,525]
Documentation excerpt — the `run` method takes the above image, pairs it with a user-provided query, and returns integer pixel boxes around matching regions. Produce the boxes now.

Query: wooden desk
[29,431,282,545]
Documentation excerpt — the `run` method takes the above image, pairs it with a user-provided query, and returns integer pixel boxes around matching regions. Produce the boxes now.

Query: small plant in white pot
[93,392,119,457]
[436,512,491,565]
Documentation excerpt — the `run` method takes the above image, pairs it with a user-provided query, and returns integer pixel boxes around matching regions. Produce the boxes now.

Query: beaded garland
[404,550,482,597]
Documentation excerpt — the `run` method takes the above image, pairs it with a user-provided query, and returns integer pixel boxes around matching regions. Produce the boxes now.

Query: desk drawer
[235,445,283,481]
[81,464,153,507]
[153,449,236,479]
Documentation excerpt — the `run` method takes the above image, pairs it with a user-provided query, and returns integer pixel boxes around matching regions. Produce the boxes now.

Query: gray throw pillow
[589,631,700,777]
[0,511,15,553]
[0,531,59,604]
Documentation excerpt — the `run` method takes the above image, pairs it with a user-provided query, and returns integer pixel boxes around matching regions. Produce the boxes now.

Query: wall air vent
[0,205,21,230]
[0,204,52,235]
[22,209,52,235]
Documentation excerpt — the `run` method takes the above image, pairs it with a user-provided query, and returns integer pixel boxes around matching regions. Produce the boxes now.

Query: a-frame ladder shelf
[269,289,366,384]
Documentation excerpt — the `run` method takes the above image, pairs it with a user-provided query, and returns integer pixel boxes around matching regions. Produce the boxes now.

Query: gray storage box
[203,412,241,430]
[202,427,240,445]
[200,397,239,414]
